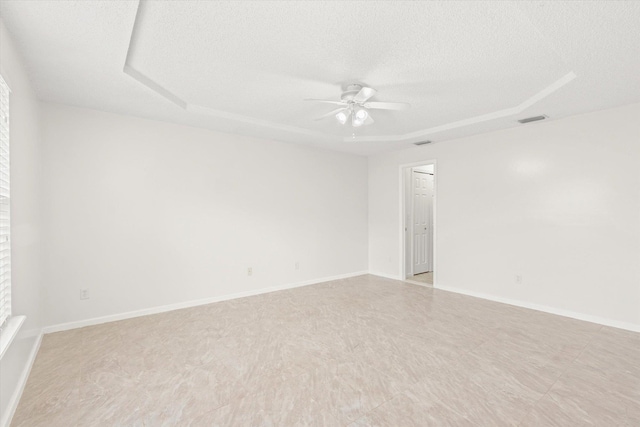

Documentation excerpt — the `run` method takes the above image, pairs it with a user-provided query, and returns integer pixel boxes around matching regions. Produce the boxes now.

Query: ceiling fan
[305,84,410,127]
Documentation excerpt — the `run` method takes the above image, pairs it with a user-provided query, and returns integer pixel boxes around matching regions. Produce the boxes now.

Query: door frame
[399,160,437,286]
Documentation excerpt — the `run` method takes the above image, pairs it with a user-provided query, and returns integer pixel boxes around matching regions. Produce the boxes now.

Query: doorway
[401,162,436,286]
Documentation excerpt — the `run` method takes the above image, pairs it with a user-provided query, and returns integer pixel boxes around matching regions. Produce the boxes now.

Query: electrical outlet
[515,275,523,285]
[80,289,89,300]
[295,261,300,270]
[247,267,252,276]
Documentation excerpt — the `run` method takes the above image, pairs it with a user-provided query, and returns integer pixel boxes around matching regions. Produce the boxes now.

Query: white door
[412,171,432,274]
[425,173,434,272]
[404,168,412,276]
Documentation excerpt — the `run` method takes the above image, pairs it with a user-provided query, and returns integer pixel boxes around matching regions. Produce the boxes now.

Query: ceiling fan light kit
[307,84,410,128]
[355,108,368,120]
[336,110,350,124]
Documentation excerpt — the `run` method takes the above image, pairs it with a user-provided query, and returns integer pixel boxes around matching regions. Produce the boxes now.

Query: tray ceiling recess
[122,0,576,144]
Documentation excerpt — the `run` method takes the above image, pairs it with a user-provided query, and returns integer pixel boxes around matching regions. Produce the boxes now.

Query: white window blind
[0,75,10,329]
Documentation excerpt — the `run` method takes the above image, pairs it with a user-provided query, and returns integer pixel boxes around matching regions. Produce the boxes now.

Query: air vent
[518,115,547,124]
[414,140,432,146]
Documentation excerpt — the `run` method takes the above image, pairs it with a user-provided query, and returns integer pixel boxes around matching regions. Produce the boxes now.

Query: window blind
[0,75,10,329]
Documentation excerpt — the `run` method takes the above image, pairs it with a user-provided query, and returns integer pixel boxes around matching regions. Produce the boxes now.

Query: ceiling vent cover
[518,115,548,124]
[414,140,432,146]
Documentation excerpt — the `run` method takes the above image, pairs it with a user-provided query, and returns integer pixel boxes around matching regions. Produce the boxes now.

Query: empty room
[0,1,639,425]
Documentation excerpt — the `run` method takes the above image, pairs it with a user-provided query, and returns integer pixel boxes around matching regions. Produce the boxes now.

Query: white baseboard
[1,331,43,427]
[433,283,640,333]
[43,271,369,334]
[367,271,432,287]
[366,273,640,333]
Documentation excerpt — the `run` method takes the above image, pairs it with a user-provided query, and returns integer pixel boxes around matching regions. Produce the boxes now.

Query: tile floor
[412,272,433,285]
[12,274,640,426]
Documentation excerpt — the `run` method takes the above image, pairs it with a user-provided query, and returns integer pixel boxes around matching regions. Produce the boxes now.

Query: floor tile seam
[384,333,502,423]
[467,328,500,354]
[455,328,571,424]
[515,325,603,426]
[452,327,501,367]
[402,376,486,424]
[540,387,635,425]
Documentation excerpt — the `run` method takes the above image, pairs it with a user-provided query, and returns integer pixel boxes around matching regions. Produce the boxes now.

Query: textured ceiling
[1,1,639,155]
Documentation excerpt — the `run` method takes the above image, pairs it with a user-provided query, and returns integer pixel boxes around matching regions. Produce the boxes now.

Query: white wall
[40,104,368,327]
[369,103,640,330]
[0,21,43,423]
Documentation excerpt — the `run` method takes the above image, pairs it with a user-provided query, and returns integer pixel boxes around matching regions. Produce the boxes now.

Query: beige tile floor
[412,272,433,285]
[12,274,640,426]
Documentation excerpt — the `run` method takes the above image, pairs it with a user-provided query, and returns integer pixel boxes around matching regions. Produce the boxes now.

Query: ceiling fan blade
[364,115,375,125]
[353,87,376,103]
[315,107,347,120]
[305,98,346,106]
[363,101,411,110]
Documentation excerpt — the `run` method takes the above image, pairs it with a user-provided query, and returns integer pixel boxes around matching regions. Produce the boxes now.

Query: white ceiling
[1,1,639,155]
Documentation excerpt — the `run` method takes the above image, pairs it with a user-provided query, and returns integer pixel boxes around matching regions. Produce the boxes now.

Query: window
[0,75,10,329]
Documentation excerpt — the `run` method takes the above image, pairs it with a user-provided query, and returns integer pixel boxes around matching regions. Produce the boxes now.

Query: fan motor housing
[340,84,363,102]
